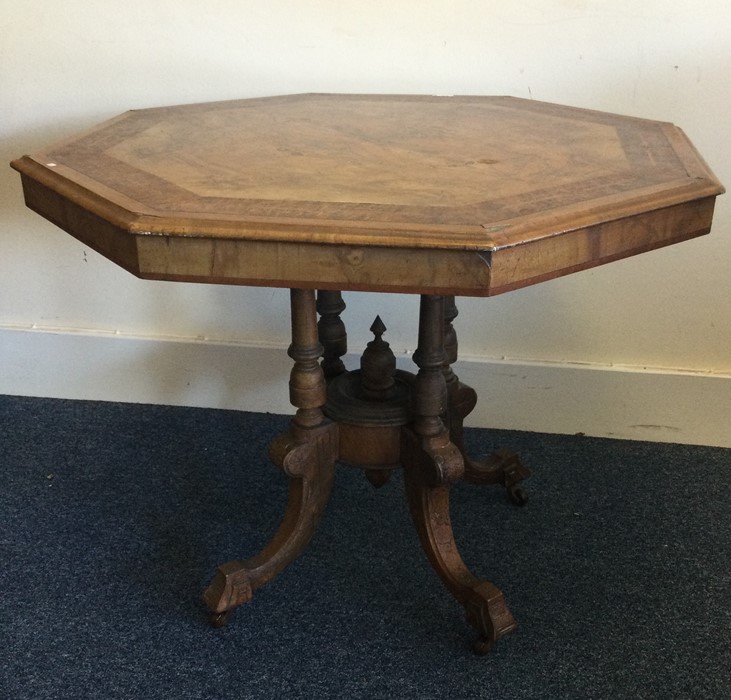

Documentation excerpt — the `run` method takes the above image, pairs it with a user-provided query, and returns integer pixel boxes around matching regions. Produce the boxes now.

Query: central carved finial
[360,315,396,400]
[370,315,386,340]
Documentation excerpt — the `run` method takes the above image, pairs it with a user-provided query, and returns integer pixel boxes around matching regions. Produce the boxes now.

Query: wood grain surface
[11,94,724,295]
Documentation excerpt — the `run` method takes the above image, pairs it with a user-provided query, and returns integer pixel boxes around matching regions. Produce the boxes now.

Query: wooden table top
[11,94,724,296]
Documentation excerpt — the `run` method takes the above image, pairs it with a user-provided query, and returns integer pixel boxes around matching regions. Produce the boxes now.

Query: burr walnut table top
[11,94,724,296]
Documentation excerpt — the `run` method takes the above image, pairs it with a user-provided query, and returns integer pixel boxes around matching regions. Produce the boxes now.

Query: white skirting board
[1,327,729,448]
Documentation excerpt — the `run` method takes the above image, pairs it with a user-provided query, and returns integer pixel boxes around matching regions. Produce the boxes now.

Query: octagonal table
[11,94,724,653]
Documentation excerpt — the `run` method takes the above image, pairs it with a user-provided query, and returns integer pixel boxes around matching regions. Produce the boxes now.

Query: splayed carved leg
[204,289,338,625]
[442,296,530,505]
[402,295,517,653]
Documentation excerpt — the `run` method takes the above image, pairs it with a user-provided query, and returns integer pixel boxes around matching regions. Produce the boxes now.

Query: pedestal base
[203,290,530,655]
[325,367,413,471]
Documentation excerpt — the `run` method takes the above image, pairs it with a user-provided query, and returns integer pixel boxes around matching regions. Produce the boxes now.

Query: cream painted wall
[2,2,730,433]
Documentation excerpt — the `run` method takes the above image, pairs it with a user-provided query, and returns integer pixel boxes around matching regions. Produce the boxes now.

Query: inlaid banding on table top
[11,93,724,294]
[20,96,718,225]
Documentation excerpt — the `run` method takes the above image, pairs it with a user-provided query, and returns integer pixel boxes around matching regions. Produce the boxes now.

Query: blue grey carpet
[1,394,729,699]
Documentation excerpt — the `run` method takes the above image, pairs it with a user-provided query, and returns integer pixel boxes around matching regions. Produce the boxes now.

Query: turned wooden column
[412,296,452,442]
[316,290,347,379]
[442,295,476,442]
[286,289,330,429]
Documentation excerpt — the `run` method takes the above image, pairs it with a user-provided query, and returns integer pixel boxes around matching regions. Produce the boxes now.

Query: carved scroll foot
[464,449,531,506]
[203,420,338,624]
[466,580,519,654]
[203,561,253,625]
[401,428,517,653]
